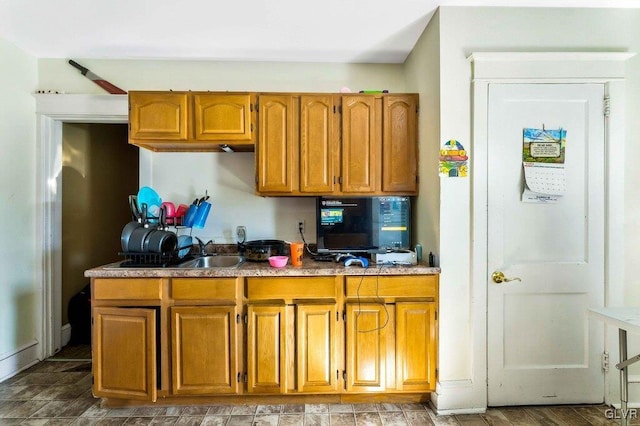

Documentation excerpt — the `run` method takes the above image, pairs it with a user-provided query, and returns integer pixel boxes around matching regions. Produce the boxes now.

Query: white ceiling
[0,0,637,63]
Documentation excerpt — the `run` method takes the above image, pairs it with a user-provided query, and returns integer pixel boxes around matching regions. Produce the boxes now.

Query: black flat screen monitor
[316,196,411,253]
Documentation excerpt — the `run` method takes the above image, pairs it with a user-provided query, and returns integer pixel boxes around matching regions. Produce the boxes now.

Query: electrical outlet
[297,220,305,235]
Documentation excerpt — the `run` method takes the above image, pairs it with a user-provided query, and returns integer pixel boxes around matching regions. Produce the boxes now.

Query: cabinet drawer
[93,278,162,300]
[172,278,240,301]
[246,277,339,300]
[345,275,437,299]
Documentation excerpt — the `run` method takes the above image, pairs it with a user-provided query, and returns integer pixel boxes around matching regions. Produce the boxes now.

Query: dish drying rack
[118,251,183,267]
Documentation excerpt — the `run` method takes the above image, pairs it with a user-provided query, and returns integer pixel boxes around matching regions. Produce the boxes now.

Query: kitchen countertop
[85,257,440,278]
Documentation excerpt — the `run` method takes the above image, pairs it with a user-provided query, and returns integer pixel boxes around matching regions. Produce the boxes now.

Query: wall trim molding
[431,380,486,415]
[469,51,634,81]
[0,340,40,382]
[62,324,71,347]
[35,94,128,358]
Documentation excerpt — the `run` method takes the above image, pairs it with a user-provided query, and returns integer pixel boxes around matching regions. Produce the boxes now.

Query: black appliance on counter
[238,239,287,262]
[316,196,411,254]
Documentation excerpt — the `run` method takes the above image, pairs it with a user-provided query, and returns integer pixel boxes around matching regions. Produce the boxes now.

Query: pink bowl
[268,256,289,268]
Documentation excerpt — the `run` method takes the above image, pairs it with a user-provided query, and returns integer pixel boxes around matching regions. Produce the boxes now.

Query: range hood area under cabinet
[128,91,256,152]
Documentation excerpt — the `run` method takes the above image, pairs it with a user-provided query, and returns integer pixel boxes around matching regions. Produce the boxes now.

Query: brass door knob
[492,271,522,284]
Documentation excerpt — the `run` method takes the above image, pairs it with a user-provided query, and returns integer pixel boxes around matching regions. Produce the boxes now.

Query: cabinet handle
[237,373,241,382]
[492,271,522,284]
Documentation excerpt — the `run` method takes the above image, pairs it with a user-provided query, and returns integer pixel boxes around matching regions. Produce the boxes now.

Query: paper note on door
[522,128,566,203]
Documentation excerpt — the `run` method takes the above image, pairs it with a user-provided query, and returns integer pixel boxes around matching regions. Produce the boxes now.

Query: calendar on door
[521,127,566,203]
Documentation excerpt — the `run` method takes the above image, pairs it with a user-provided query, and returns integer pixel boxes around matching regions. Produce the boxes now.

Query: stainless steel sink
[178,255,244,268]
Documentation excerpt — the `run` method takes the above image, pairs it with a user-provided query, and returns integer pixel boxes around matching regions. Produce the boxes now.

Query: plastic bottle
[414,243,423,263]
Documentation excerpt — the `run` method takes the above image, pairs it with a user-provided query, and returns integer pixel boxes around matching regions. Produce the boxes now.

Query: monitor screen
[316,196,411,253]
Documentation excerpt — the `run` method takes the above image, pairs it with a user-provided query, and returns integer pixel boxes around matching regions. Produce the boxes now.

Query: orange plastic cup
[290,242,304,266]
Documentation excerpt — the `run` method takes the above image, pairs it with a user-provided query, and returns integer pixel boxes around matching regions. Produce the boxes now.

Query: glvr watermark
[605,408,638,420]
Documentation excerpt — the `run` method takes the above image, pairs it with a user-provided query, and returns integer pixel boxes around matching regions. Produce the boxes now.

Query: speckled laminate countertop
[85,257,440,278]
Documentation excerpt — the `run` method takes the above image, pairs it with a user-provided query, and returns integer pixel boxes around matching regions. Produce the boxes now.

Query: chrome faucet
[195,237,213,256]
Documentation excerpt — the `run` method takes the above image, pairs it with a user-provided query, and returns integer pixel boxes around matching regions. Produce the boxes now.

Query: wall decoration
[439,140,469,177]
[522,127,566,203]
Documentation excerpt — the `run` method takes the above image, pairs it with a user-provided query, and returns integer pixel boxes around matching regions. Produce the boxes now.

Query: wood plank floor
[0,345,626,425]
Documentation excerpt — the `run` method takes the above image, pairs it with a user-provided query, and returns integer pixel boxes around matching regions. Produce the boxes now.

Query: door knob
[492,271,522,284]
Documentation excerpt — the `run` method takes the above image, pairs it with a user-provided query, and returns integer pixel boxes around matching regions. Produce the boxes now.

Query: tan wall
[404,8,441,263]
[61,123,138,325]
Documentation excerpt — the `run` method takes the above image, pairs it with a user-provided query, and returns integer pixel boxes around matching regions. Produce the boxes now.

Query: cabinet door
[257,95,295,193]
[129,92,188,141]
[341,95,379,194]
[299,95,338,193]
[297,304,338,392]
[382,95,418,193]
[345,303,389,392]
[93,307,157,401]
[171,306,239,395]
[247,305,287,393]
[395,302,437,391]
[193,93,254,142]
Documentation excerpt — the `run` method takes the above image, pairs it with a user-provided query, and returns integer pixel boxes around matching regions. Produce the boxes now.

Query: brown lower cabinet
[91,274,437,403]
[93,306,158,401]
[247,303,339,394]
[171,306,239,395]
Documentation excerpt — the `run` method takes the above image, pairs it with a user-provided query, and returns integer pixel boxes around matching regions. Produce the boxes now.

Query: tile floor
[0,345,623,425]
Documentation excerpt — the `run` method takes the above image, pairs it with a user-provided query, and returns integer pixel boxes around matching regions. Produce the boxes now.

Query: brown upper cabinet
[256,93,419,196]
[128,91,418,194]
[341,95,378,194]
[382,95,418,193]
[128,91,256,152]
[256,94,297,194]
[299,95,340,194]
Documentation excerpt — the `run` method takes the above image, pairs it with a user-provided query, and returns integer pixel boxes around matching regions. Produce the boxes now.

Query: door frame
[469,52,633,407]
[35,94,138,358]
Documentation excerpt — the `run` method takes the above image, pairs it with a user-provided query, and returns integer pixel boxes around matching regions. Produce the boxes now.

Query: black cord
[298,222,389,331]
[355,264,389,333]
[299,225,320,256]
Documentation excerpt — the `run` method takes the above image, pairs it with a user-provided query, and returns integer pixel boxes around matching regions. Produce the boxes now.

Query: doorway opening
[61,123,138,351]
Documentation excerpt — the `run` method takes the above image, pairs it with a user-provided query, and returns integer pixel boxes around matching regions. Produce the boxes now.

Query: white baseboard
[0,340,41,383]
[61,323,71,347]
[431,379,487,415]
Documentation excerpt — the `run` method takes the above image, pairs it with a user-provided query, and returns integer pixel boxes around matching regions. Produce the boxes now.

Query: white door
[487,83,605,406]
